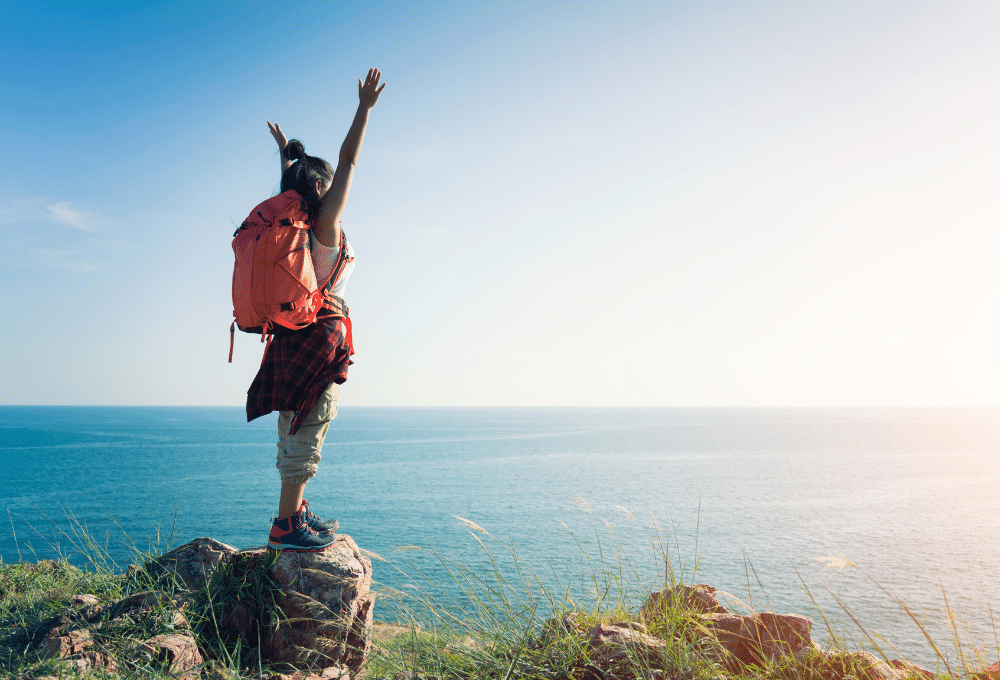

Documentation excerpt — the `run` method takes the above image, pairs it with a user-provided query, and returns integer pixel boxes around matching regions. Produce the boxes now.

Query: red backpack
[229,190,349,362]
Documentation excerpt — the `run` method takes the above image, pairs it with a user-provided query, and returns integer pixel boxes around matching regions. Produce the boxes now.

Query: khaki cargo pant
[275,383,339,484]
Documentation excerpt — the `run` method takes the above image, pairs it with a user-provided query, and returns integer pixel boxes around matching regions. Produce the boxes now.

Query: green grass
[1,506,997,679]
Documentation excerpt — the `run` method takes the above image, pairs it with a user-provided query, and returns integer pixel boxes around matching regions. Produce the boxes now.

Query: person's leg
[277,481,306,519]
[274,383,340,515]
[269,384,340,551]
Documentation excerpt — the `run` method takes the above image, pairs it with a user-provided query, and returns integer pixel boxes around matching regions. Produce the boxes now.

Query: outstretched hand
[358,68,386,109]
[267,121,288,151]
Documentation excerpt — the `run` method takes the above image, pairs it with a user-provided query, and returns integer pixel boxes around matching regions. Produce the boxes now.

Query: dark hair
[280,139,333,212]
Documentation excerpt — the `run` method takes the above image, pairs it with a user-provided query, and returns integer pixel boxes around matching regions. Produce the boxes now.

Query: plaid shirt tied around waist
[246,318,352,435]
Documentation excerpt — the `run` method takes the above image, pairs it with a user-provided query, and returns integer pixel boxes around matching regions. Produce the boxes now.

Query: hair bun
[283,139,307,162]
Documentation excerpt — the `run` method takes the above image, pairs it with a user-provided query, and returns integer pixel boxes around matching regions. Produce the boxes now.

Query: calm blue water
[1,406,998,668]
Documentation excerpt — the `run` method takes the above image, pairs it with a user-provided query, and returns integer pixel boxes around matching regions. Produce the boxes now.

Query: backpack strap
[344,314,354,356]
[321,232,350,295]
[315,232,354,355]
[317,231,351,317]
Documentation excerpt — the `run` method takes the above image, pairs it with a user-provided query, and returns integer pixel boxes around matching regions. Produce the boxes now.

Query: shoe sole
[267,540,336,552]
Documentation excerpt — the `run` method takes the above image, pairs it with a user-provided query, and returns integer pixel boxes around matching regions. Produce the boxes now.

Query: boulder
[108,589,188,628]
[973,661,1000,680]
[587,622,670,679]
[157,537,239,588]
[38,628,93,660]
[640,583,729,619]
[538,611,587,643]
[141,633,203,680]
[245,534,374,671]
[34,625,118,676]
[703,611,814,668]
[28,594,105,652]
[796,650,936,680]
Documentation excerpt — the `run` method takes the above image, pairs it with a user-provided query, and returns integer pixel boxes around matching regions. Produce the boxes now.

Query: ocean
[1,406,998,669]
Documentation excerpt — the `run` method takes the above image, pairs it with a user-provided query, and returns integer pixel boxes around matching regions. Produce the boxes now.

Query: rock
[887,658,935,680]
[320,666,352,679]
[251,534,374,671]
[38,628,93,660]
[23,559,61,573]
[141,633,203,680]
[29,597,108,659]
[704,611,814,668]
[69,594,99,607]
[156,537,239,588]
[67,650,118,675]
[67,593,104,621]
[973,661,1000,680]
[343,593,375,668]
[538,611,587,643]
[107,589,188,628]
[109,589,173,615]
[640,583,729,619]
[756,612,814,660]
[29,613,72,649]
[802,650,936,680]
[587,622,670,679]
[33,626,116,676]
[609,620,649,634]
[221,600,254,632]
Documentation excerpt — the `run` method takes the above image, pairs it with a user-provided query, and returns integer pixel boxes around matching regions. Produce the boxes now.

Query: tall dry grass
[1,503,996,679]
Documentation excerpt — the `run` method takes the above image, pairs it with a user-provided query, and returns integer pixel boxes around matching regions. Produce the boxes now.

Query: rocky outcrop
[155,535,374,672]
[793,649,937,680]
[23,534,374,677]
[155,536,239,588]
[631,583,936,679]
[29,587,190,675]
[638,584,814,669]
[245,534,375,671]
[704,610,815,667]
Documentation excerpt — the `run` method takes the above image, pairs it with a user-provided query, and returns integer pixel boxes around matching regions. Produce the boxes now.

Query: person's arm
[313,68,385,248]
[267,121,292,177]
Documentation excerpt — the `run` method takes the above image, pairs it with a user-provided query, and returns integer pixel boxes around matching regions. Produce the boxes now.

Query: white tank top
[310,231,355,298]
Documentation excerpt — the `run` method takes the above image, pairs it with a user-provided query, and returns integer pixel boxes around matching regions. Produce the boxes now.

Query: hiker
[246,68,385,552]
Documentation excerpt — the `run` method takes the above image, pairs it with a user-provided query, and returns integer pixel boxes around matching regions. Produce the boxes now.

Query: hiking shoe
[300,499,339,536]
[268,508,336,552]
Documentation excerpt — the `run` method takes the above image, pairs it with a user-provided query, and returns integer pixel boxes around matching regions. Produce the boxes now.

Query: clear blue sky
[2,0,999,406]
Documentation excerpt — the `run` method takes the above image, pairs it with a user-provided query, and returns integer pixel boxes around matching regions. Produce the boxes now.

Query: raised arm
[313,68,385,248]
[267,121,292,177]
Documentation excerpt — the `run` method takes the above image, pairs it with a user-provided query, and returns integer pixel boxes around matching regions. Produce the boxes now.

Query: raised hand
[267,121,288,152]
[358,68,386,109]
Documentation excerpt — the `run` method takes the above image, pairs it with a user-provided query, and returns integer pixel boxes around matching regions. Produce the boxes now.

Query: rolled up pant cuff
[275,383,339,483]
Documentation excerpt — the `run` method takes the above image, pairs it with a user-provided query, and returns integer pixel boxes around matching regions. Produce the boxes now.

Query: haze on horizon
[2,0,998,407]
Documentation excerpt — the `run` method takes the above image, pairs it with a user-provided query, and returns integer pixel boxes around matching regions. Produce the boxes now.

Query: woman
[247,68,385,552]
